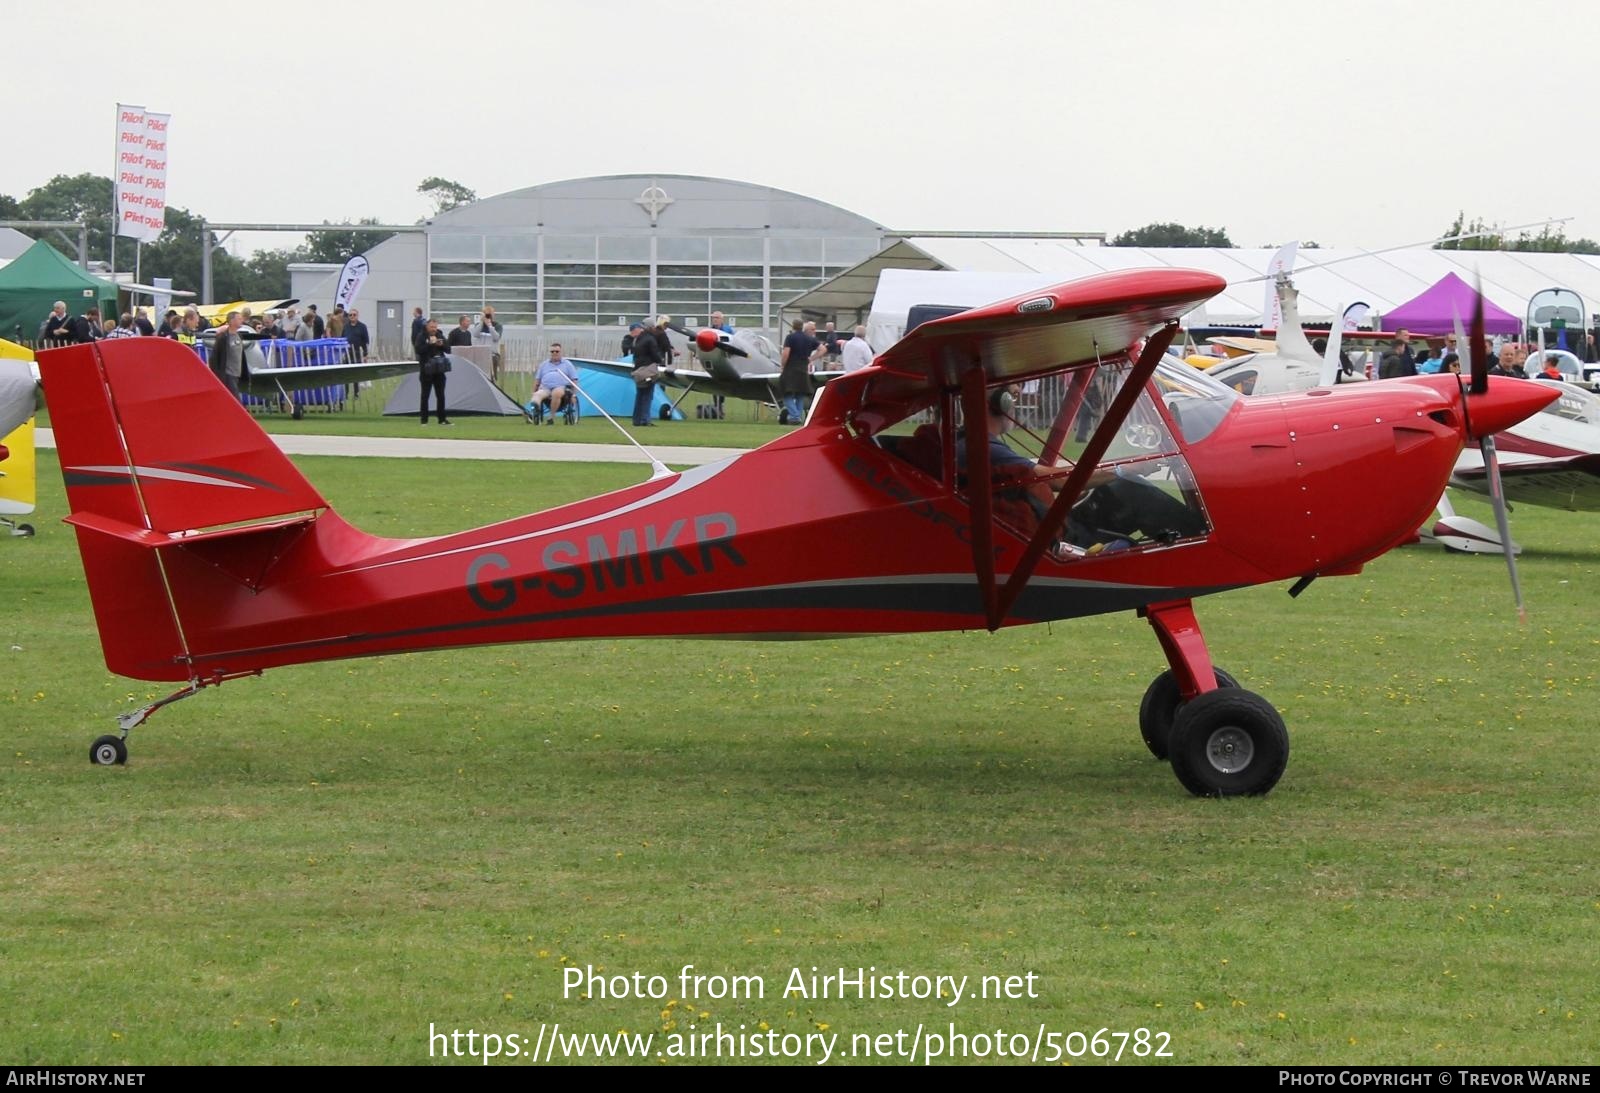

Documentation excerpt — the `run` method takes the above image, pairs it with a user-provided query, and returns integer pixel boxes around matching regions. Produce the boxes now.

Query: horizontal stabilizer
[44,338,327,534]
[64,509,317,547]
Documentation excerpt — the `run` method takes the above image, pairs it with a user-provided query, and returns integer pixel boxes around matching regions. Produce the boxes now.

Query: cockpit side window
[925,362,1215,560]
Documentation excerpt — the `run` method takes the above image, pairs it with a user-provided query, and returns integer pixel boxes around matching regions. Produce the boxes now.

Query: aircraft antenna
[1228,219,1572,287]
[565,376,673,480]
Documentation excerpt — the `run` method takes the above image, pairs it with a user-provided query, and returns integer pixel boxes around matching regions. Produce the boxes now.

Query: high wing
[828,269,1226,431]
[243,358,414,397]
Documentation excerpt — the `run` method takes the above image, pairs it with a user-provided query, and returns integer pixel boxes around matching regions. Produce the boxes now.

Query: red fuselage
[87,371,1541,683]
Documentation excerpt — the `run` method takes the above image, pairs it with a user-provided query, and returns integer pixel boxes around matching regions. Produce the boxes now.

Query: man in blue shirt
[778,320,821,425]
[531,344,578,424]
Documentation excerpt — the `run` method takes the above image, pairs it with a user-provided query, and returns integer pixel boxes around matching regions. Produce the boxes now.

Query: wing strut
[992,322,1181,625]
[1040,367,1095,467]
[959,368,1000,625]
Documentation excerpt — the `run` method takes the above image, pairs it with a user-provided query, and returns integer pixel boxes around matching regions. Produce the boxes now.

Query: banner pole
[110,103,118,276]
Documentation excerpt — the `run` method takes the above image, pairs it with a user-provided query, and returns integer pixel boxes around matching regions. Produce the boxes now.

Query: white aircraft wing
[1,359,39,438]
[244,358,415,395]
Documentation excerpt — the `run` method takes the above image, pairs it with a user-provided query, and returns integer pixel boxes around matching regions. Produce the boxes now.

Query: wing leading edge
[876,268,1226,386]
[815,268,1225,435]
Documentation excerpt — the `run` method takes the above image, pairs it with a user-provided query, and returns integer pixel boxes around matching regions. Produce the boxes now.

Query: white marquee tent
[794,237,1600,349]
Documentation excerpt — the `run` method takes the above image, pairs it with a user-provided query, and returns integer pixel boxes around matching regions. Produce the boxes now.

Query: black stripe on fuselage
[179,577,1239,667]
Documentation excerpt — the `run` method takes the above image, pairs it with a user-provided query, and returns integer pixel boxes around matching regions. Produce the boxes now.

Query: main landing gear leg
[1137,600,1288,797]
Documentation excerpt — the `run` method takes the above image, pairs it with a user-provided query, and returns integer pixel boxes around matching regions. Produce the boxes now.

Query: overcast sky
[7,0,1595,257]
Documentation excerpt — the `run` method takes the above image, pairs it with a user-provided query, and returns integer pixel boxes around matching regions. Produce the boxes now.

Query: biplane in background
[39,269,1554,796]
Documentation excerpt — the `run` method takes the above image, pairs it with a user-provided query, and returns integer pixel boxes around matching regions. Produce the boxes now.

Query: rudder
[40,339,331,681]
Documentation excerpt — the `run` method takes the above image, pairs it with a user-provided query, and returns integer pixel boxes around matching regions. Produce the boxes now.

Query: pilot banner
[114,104,171,243]
[334,254,370,312]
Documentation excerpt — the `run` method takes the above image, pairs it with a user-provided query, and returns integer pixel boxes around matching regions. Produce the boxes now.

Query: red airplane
[39,269,1556,796]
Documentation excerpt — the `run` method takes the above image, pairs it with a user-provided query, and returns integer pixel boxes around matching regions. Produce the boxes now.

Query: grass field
[2,451,1598,1066]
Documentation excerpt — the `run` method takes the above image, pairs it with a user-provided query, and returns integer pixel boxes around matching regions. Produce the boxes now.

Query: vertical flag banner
[152,277,173,319]
[334,255,370,311]
[114,104,170,242]
[1342,302,1370,332]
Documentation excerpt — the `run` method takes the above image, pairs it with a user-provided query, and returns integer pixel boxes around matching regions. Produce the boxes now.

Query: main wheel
[1138,667,1238,759]
[89,735,128,766]
[659,404,672,421]
[1167,689,1288,797]
[15,524,34,537]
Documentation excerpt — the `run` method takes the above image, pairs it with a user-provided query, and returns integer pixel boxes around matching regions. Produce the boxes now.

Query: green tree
[238,248,299,300]
[1435,212,1503,251]
[16,173,116,262]
[1111,222,1233,247]
[1436,213,1600,254]
[418,176,476,215]
[300,218,395,264]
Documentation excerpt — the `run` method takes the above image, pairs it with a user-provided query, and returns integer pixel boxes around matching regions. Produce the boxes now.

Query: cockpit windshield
[1150,359,1240,443]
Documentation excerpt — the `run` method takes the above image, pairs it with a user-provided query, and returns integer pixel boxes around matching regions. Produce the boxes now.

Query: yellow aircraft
[0,338,37,537]
[1205,335,1280,359]
[191,298,298,325]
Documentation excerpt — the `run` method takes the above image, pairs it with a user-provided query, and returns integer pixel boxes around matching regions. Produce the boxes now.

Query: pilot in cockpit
[959,385,1205,555]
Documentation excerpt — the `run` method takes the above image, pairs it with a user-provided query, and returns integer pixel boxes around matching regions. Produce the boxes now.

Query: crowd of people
[42,295,894,428]
[39,299,374,361]
[1374,327,1585,381]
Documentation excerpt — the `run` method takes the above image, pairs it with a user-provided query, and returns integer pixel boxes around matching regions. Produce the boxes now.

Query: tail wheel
[90,735,128,766]
[1138,667,1238,759]
[1168,689,1288,797]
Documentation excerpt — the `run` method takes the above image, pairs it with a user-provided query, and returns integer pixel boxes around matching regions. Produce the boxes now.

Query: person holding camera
[414,317,452,425]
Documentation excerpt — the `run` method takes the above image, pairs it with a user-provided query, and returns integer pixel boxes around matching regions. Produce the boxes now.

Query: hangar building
[291,174,890,356]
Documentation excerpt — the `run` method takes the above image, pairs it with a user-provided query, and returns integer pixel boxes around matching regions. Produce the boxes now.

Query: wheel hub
[1205,726,1254,774]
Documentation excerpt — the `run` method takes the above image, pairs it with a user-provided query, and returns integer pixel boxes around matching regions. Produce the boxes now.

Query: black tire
[1137,667,1238,759]
[1168,689,1288,797]
[658,404,672,421]
[89,735,128,766]
[16,524,34,537]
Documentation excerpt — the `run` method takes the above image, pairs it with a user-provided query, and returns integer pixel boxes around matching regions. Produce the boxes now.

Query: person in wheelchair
[530,344,578,425]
